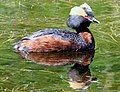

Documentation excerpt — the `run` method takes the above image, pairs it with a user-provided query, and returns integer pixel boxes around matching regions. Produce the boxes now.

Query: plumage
[14,3,99,53]
[14,28,94,53]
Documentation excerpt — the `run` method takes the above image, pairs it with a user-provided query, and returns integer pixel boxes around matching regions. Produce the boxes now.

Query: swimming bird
[14,3,99,53]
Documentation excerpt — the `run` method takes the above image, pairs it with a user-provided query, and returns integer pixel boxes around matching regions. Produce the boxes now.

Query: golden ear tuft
[69,6,87,17]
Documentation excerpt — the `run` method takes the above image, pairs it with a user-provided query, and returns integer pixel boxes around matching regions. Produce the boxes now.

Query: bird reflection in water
[17,50,94,66]
[16,50,97,90]
[66,50,97,91]
[68,63,97,90]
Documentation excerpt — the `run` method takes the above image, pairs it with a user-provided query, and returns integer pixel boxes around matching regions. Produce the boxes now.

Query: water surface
[0,0,120,92]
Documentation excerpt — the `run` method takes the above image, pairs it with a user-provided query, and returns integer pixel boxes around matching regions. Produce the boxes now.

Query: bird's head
[67,3,100,30]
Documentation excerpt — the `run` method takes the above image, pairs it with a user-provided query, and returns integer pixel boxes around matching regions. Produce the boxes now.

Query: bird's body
[14,28,95,53]
[14,3,99,53]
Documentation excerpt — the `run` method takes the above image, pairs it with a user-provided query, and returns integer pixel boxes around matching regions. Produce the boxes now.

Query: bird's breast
[79,32,92,44]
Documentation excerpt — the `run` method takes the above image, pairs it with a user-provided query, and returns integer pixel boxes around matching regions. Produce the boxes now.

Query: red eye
[84,15,89,19]
[85,15,88,17]
[84,16,91,20]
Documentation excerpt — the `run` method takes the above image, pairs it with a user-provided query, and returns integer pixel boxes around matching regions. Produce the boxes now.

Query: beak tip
[93,18,100,24]
[96,21,100,24]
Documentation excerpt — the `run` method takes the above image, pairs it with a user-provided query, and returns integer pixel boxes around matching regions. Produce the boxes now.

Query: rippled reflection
[68,63,97,90]
[17,50,94,66]
[17,50,97,90]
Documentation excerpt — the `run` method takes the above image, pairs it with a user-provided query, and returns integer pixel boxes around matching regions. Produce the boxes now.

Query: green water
[0,0,120,92]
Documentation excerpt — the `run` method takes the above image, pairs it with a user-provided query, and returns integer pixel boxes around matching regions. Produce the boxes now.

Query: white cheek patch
[69,6,87,17]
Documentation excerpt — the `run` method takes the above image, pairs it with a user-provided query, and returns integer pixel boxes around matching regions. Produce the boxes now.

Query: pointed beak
[89,17,100,24]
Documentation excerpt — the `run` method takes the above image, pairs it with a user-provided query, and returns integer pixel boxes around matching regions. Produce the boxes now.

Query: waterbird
[14,3,99,53]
